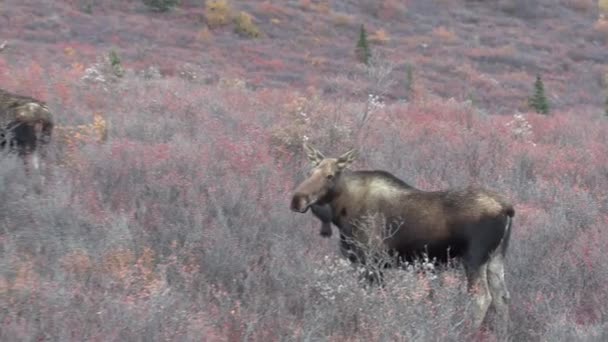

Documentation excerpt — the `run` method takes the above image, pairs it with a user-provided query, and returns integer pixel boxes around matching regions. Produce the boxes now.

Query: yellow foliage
[600,0,608,13]
[332,12,354,27]
[308,55,327,67]
[54,112,108,168]
[205,0,232,28]
[234,11,262,38]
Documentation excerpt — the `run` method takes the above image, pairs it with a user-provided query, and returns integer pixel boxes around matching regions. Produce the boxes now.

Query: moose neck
[322,171,358,212]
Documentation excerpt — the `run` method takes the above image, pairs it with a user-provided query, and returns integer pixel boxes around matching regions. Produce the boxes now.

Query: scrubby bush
[142,0,179,12]
[205,0,232,28]
[2,53,608,341]
[234,11,262,38]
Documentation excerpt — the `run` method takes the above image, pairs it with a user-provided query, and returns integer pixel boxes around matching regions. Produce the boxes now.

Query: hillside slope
[1,0,608,114]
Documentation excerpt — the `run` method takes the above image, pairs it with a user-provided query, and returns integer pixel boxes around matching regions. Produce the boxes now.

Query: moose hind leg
[465,262,492,330]
[487,252,510,335]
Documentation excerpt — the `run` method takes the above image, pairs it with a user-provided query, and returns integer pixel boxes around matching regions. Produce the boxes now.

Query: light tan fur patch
[367,178,408,199]
[475,193,503,215]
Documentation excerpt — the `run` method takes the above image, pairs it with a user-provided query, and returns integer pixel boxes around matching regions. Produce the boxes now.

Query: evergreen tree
[356,24,371,65]
[529,74,549,114]
[109,50,124,78]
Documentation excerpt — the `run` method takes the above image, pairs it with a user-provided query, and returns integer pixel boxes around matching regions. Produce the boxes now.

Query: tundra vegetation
[1,1,608,341]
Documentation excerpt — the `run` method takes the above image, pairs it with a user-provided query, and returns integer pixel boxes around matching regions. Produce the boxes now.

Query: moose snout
[290,193,310,213]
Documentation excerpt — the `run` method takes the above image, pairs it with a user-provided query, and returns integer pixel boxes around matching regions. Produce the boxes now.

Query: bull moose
[290,143,514,332]
[1,88,54,171]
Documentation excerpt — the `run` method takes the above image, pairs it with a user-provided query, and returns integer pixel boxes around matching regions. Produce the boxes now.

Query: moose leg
[465,262,492,330]
[487,252,510,336]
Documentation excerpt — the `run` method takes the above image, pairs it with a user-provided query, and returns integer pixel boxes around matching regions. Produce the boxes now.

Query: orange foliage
[564,0,595,12]
[307,55,327,67]
[593,18,608,42]
[12,257,38,291]
[198,27,214,42]
[257,1,289,17]
[432,26,457,43]
[376,0,408,21]
[102,247,135,282]
[369,29,391,44]
[60,249,92,278]
[299,0,330,13]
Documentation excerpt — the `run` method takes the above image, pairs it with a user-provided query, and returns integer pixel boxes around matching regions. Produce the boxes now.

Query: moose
[1,88,109,174]
[290,143,514,332]
[1,88,54,171]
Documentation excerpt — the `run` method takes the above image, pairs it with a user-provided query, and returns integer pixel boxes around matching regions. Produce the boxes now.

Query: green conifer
[356,24,371,66]
[529,74,549,114]
[109,50,124,78]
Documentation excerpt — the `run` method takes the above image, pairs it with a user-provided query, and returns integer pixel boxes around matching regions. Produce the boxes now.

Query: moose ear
[336,148,358,170]
[303,142,325,166]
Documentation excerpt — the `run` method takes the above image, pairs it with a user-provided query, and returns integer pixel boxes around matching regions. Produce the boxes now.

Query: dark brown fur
[1,88,54,164]
[291,143,514,332]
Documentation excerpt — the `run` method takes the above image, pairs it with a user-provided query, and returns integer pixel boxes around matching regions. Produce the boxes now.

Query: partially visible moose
[1,87,109,172]
[290,143,514,332]
[1,88,54,171]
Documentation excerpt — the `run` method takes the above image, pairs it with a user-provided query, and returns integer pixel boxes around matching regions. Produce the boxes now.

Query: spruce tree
[356,24,371,66]
[529,74,549,114]
[109,50,124,78]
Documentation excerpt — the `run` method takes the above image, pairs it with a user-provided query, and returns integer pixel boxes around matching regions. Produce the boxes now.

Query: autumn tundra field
[2,0,608,341]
